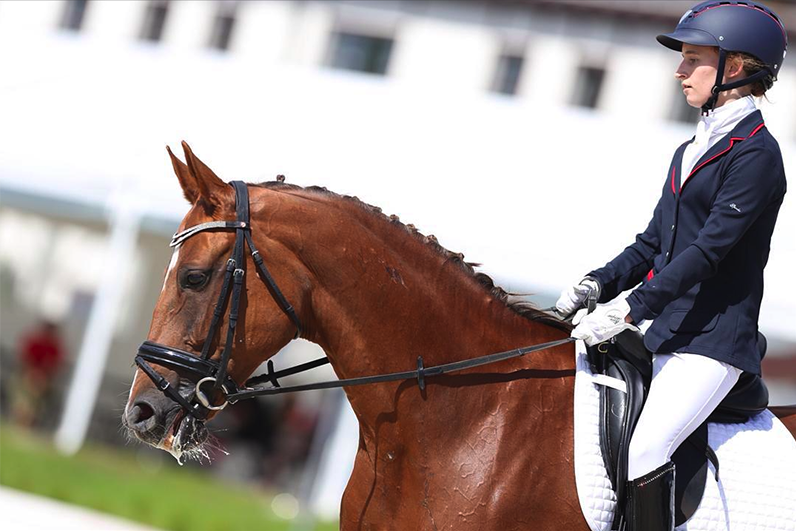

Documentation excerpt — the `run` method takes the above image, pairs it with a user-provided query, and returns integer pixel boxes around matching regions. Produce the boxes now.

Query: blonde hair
[726,52,773,97]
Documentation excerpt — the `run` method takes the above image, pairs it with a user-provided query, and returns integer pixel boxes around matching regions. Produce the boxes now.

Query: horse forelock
[253,181,572,333]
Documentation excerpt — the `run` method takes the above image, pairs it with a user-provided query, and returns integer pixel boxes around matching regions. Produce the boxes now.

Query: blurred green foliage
[0,425,338,531]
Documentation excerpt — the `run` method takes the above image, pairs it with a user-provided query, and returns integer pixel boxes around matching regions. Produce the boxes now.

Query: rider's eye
[180,270,210,291]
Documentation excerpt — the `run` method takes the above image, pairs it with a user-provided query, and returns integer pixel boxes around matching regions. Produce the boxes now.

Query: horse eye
[180,270,210,291]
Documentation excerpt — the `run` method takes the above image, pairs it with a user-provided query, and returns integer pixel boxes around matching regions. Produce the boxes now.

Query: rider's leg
[628,352,741,480]
[624,352,740,531]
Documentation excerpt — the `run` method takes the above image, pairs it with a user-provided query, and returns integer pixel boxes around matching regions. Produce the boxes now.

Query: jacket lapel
[672,142,689,196]
[683,110,765,188]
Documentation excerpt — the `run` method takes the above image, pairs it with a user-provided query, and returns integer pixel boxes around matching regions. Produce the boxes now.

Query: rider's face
[675,44,720,108]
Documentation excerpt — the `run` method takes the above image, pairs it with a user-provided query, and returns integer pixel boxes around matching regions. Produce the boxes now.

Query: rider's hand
[555,278,600,316]
[571,298,637,346]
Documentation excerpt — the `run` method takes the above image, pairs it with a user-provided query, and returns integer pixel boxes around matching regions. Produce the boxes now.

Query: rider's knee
[627,435,669,480]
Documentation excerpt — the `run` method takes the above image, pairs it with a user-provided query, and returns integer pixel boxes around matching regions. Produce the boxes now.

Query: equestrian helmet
[657,1,788,80]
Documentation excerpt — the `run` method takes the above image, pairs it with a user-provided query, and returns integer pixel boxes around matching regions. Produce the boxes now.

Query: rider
[556,2,788,529]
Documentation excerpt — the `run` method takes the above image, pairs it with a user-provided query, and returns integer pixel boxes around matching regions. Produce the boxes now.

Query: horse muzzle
[123,386,209,454]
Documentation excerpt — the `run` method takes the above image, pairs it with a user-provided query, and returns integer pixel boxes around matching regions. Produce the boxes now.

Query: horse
[123,142,796,530]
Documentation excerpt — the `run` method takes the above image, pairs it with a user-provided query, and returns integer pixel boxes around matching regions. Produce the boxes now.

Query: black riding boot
[624,461,675,531]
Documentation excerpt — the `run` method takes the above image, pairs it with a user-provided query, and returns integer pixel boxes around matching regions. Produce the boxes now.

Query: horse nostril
[128,401,156,428]
[124,397,169,443]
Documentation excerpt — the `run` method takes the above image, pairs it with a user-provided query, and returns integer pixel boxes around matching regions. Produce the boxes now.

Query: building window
[670,85,700,123]
[60,0,89,32]
[571,65,605,109]
[491,54,524,95]
[327,32,393,75]
[139,0,170,43]
[208,2,237,51]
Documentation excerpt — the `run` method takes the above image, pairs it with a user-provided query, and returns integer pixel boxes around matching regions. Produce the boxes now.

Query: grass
[0,424,338,531]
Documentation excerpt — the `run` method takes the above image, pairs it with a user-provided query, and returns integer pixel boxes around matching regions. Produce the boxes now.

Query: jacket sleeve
[626,144,785,322]
[587,190,664,303]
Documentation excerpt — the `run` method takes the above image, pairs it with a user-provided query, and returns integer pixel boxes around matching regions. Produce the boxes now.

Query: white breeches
[627,351,742,480]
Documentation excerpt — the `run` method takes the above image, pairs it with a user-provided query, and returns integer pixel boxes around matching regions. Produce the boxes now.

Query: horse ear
[167,145,199,204]
[181,141,230,211]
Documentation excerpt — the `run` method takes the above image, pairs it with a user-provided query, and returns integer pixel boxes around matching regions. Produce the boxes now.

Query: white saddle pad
[573,341,796,531]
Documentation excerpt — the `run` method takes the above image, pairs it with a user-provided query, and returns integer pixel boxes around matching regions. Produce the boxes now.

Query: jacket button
[671,224,675,230]
[665,252,670,257]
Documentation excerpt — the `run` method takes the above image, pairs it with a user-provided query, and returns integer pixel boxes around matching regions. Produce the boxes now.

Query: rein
[230,336,576,401]
[135,181,575,419]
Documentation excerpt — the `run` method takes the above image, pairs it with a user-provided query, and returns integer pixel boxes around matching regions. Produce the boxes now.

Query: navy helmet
[657,1,788,112]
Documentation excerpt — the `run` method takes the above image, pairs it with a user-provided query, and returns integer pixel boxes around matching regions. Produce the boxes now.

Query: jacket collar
[674,110,765,192]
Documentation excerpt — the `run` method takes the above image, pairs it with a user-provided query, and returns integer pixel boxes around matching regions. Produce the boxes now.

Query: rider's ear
[181,141,232,214]
[724,54,745,80]
[167,145,199,204]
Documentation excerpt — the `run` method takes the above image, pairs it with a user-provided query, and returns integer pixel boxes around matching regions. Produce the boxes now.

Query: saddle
[588,330,769,529]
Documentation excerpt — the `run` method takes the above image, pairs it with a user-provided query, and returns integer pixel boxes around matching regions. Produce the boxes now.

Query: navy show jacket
[588,111,786,375]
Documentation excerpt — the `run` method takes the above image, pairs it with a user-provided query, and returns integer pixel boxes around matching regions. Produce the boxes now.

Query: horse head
[123,142,306,460]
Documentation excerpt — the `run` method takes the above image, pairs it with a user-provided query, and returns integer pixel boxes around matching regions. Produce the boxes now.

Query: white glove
[571,298,638,346]
[555,278,600,316]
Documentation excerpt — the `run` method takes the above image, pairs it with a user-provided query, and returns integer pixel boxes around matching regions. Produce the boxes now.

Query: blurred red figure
[13,320,65,428]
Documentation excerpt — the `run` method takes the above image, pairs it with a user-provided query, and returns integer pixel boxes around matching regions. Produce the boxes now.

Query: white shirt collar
[681,96,757,179]
[701,95,757,138]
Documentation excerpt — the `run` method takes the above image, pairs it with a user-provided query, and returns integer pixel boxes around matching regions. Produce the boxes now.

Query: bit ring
[195,377,229,410]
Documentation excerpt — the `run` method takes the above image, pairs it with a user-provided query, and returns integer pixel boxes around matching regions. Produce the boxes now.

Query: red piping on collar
[670,165,676,194]
[681,122,765,192]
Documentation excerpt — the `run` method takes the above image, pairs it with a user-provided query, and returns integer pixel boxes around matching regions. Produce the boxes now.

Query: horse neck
[257,188,572,419]
[263,189,567,362]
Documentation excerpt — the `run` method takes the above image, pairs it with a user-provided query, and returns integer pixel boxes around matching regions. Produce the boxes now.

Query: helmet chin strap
[701,49,727,116]
[701,49,773,116]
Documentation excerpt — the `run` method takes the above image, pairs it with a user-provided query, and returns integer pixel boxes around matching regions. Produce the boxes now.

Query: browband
[171,221,248,247]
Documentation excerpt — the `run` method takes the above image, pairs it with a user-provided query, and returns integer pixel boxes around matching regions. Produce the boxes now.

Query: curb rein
[135,181,575,420]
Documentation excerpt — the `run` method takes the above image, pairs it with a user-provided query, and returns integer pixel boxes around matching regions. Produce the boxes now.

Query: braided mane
[255,181,571,333]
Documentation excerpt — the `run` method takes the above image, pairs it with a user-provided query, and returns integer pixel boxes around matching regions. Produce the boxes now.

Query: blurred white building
[1,0,795,520]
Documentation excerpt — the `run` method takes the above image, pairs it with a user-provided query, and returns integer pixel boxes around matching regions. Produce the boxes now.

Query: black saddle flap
[587,329,651,521]
[589,330,705,529]
[613,330,652,383]
[589,329,769,529]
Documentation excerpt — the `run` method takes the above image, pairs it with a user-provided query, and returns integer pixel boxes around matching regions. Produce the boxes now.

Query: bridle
[135,181,575,421]
[135,181,303,420]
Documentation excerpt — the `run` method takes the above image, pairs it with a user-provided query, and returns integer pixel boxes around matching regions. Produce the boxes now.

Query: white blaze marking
[124,371,140,418]
[162,245,181,293]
